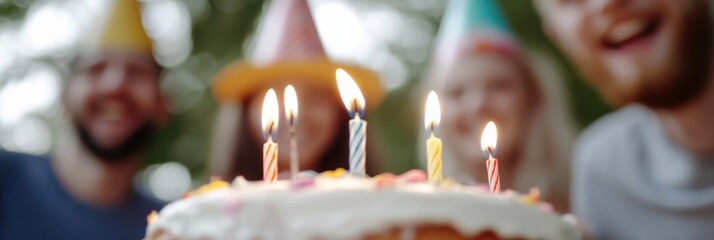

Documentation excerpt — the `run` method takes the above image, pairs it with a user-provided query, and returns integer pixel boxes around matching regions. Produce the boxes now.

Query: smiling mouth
[601,17,660,50]
[97,101,128,122]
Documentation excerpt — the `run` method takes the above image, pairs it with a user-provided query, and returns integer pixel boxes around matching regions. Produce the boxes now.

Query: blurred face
[249,81,342,170]
[537,0,713,108]
[437,55,532,163]
[66,52,165,161]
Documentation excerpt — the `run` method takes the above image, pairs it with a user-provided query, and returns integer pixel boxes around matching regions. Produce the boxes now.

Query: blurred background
[0,0,610,201]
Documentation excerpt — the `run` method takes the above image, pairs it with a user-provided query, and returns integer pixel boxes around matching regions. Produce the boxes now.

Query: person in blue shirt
[536,0,714,239]
[0,0,166,239]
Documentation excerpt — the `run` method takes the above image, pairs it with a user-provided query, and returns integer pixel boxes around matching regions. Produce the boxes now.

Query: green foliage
[0,1,30,22]
[145,0,266,177]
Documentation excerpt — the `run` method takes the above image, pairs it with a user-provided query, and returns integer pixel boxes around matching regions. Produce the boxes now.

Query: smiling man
[0,0,166,239]
[535,0,714,239]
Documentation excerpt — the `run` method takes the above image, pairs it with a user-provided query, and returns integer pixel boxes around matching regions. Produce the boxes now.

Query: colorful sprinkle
[538,202,554,213]
[398,169,427,183]
[475,183,490,192]
[232,176,249,187]
[528,188,541,201]
[374,173,398,189]
[147,210,158,225]
[502,189,518,197]
[519,195,538,206]
[223,195,242,214]
[517,188,543,206]
[438,179,460,188]
[181,192,191,199]
[191,177,230,196]
[291,178,316,190]
[320,168,347,178]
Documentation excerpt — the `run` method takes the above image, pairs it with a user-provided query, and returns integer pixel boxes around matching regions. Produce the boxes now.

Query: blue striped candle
[349,117,367,176]
[336,68,368,176]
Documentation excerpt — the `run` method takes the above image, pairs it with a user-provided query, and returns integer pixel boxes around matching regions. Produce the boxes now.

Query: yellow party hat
[86,0,153,54]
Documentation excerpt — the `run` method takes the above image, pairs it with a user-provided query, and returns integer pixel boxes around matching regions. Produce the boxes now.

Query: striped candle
[337,68,368,176]
[424,91,442,183]
[426,136,443,182]
[486,157,501,194]
[349,117,367,176]
[481,121,500,194]
[261,89,279,183]
[263,138,278,182]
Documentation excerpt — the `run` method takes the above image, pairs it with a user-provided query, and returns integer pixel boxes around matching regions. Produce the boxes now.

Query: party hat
[431,0,520,68]
[213,0,384,111]
[249,0,325,65]
[85,0,153,54]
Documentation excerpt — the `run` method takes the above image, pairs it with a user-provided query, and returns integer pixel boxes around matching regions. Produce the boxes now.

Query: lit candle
[284,85,299,181]
[261,89,279,183]
[424,91,443,183]
[481,121,501,194]
[336,68,367,176]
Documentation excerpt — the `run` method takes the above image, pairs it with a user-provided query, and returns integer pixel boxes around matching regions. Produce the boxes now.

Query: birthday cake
[145,169,578,240]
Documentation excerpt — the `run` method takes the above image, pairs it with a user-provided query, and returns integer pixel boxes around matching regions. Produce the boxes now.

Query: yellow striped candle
[426,135,443,182]
[424,91,443,183]
[261,89,279,183]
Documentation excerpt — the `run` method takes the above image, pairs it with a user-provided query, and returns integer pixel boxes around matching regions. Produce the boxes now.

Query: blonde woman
[421,0,575,212]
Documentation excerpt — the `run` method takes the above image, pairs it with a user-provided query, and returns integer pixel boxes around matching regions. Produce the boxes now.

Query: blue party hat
[431,0,520,67]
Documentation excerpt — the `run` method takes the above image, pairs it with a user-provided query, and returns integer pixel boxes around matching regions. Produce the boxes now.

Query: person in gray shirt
[535,0,714,239]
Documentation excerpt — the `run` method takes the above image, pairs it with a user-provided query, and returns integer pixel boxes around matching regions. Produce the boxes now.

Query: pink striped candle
[486,157,501,194]
[481,121,501,194]
[261,89,279,183]
[263,138,278,182]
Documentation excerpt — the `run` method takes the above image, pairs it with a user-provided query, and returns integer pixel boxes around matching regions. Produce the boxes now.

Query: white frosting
[147,175,578,240]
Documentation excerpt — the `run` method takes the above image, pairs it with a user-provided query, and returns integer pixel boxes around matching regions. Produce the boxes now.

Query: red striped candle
[481,121,501,194]
[486,157,501,194]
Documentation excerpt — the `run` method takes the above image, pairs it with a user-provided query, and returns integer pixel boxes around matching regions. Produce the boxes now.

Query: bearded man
[535,0,714,239]
[0,0,166,239]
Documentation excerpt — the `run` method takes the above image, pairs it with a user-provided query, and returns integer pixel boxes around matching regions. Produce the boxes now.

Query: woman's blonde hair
[512,50,575,212]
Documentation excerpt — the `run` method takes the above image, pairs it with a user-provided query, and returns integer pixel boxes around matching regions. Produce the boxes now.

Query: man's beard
[637,3,713,109]
[76,121,155,164]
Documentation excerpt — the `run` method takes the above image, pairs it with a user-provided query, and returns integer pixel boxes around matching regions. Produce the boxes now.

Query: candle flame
[284,85,298,125]
[261,89,279,139]
[336,68,365,117]
[480,121,497,158]
[424,91,441,130]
